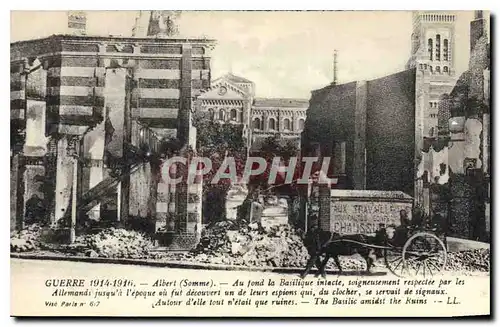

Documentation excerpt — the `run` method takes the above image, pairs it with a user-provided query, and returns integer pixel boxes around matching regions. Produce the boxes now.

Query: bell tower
[407,11,458,138]
[406,11,457,75]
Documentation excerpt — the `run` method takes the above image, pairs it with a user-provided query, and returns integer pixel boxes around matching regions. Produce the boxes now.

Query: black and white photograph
[9,9,491,317]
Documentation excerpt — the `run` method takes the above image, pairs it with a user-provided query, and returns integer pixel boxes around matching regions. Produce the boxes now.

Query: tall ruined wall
[366,69,416,196]
[10,35,214,239]
[304,69,417,195]
[303,82,356,188]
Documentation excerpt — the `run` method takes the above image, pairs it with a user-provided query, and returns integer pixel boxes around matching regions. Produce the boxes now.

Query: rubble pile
[446,249,490,272]
[188,220,311,267]
[75,228,155,259]
[181,221,383,270]
[9,219,490,274]
[325,257,368,271]
[10,224,43,252]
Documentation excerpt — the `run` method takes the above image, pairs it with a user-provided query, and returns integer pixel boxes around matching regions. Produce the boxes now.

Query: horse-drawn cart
[313,223,448,278]
[301,187,448,278]
[382,224,448,278]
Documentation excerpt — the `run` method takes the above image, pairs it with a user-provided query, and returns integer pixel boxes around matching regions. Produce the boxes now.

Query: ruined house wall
[304,81,356,189]
[421,13,491,240]
[303,69,418,231]
[10,36,213,246]
[366,69,416,196]
[304,69,417,196]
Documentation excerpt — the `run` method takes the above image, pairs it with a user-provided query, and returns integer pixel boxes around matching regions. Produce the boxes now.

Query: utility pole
[332,50,338,85]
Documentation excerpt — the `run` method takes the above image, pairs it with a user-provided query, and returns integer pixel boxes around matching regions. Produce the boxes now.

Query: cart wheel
[402,232,447,278]
[384,247,407,278]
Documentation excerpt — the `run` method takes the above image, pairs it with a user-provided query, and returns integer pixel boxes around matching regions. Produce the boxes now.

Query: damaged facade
[302,69,419,194]
[300,69,421,232]
[10,34,215,250]
[418,11,490,241]
[302,11,490,242]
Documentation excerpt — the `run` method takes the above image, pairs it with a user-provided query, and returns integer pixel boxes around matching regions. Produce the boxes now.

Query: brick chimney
[67,11,87,36]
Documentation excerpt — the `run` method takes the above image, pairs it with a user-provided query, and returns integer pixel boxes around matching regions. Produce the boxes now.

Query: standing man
[250,190,265,231]
[400,209,411,227]
[393,209,411,245]
[238,187,264,231]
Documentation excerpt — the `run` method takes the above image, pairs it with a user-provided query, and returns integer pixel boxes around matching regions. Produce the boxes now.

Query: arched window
[253,118,261,130]
[429,127,435,137]
[298,119,305,131]
[268,118,276,130]
[436,66,441,73]
[219,109,225,121]
[283,118,291,131]
[428,38,433,61]
[444,39,449,61]
[435,34,441,61]
[443,66,449,73]
[208,108,215,120]
[230,109,237,121]
[429,66,433,73]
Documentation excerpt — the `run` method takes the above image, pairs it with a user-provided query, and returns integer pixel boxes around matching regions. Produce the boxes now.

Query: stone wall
[366,69,416,196]
[10,35,214,245]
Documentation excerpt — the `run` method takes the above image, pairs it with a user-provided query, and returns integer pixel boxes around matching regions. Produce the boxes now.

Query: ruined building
[303,69,419,195]
[301,69,420,233]
[302,11,491,241]
[418,11,490,241]
[10,12,215,249]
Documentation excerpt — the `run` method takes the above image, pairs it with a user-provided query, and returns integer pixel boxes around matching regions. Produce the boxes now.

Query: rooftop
[224,73,254,84]
[10,34,216,46]
[253,97,309,108]
[311,68,416,95]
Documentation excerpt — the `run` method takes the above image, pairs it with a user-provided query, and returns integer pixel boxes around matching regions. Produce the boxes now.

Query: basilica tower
[406,11,458,138]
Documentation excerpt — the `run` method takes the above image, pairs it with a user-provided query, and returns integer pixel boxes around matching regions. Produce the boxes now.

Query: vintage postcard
[10,10,490,317]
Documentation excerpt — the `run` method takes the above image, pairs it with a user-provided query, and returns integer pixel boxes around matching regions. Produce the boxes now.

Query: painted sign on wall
[328,190,413,234]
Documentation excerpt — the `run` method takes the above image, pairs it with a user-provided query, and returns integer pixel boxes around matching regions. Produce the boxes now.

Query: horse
[300,226,395,278]
[301,227,332,277]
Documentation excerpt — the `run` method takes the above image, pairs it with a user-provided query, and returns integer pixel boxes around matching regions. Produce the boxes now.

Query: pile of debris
[10,224,43,252]
[74,228,155,259]
[175,221,382,270]
[187,220,310,267]
[446,248,490,272]
[182,221,491,273]
[325,257,368,271]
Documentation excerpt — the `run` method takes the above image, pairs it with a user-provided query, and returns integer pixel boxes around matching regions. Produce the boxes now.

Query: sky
[11,11,475,98]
